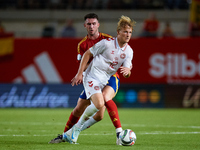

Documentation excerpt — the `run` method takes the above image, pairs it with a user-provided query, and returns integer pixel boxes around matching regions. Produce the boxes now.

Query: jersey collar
[115,37,128,51]
[87,32,100,40]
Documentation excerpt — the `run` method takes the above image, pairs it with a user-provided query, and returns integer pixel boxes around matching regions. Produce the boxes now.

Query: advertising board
[0,84,83,108]
[0,38,199,84]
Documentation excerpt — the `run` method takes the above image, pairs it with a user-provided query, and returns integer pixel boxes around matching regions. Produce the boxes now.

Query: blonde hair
[117,15,136,31]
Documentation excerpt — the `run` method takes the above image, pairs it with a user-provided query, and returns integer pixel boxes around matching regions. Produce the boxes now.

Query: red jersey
[77,32,119,78]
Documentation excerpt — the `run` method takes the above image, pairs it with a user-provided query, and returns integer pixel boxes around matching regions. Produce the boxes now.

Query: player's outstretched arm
[120,66,131,78]
[71,50,93,86]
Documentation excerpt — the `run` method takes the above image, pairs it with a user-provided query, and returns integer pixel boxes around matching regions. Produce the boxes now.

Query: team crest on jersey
[120,53,126,59]
[94,86,100,90]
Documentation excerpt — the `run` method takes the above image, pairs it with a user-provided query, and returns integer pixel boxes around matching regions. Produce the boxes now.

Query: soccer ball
[119,129,136,146]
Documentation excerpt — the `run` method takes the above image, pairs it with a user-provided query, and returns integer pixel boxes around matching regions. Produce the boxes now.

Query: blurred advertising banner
[113,84,165,108]
[0,38,199,84]
[0,84,83,108]
[0,84,199,108]
[190,0,200,23]
[0,33,14,58]
[114,84,200,108]
[0,38,79,84]
[165,85,200,108]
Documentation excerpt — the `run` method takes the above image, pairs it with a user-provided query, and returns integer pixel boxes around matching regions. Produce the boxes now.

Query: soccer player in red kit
[49,13,123,145]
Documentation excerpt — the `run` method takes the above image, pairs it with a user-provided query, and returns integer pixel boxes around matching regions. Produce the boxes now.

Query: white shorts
[83,76,105,99]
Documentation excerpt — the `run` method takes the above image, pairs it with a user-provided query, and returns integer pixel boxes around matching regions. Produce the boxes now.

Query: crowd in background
[1,0,199,38]
[0,0,190,10]
[40,11,200,38]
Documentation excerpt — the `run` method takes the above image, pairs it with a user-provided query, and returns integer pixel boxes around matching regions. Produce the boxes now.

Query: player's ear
[117,29,120,35]
[84,23,86,28]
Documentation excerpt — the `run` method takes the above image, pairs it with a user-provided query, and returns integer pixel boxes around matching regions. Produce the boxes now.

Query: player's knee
[73,107,84,117]
[93,113,104,121]
[102,92,112,102]
[91,94,105,110]
[96,115,104,121]
[95,102,104,110]
[102,86,115,102]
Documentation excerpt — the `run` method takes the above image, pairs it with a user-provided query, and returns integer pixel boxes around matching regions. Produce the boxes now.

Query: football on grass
[119,129,136,146]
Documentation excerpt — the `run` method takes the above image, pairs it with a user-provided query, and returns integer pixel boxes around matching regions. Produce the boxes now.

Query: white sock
[116,127,123,138]
[116,127,123,134]
[76,103,99,128]
[81,117,97,131]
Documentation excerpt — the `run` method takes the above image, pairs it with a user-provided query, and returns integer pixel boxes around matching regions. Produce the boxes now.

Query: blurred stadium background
[0,0,192,37]
[0,0,200,109]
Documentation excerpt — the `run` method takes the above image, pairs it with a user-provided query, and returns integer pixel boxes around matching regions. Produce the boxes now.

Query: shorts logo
[120,53,126,59]
[88,81,93,87]
[94,86,99,90]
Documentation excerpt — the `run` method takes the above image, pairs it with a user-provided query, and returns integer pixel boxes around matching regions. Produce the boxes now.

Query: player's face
[117,25,132,46]
[84,18,100,36]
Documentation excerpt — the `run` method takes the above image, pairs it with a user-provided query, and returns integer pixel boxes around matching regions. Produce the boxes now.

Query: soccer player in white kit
[63,15,136,144]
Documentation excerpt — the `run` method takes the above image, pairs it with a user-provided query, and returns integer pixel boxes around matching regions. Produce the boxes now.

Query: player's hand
[120,66,131,78]
[71,73,83,86]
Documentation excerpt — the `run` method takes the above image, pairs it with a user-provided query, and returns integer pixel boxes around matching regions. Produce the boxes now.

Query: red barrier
[0,38,200,84]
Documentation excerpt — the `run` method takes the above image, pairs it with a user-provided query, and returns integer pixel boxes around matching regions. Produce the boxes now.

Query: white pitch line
[2,129,48,132]
[0,132,200,137]
[0,122,64,125]
[139,131,200,135]
[121,124,200,129]
[1,122,200,129]
[0,133,114,137]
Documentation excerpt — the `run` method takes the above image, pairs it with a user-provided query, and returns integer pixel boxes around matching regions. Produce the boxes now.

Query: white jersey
[84,37,133,86]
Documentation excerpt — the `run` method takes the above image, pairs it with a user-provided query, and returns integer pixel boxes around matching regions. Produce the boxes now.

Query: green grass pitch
[0,108,200,150]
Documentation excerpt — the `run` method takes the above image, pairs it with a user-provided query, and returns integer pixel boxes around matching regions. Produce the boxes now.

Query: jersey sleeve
[77,37,87,62]
[77,46,83,62]
[123,49,133,69]
[89,39,106,56]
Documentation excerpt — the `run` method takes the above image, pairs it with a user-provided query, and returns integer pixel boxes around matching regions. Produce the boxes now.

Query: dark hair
[84,13,99,21]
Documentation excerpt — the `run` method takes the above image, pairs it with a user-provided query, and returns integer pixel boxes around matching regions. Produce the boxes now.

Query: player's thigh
[93,106,106,121]
[102,75,120,102]
[90,93,104,110]
[102,85,115,102]
[73,98,91,117]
